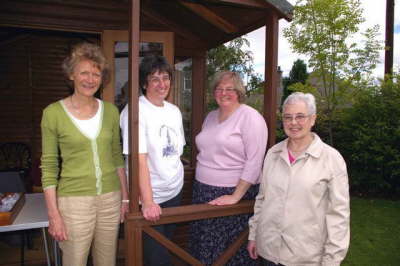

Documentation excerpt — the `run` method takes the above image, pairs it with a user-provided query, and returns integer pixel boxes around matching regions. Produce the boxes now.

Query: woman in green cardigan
[40,42,129,266]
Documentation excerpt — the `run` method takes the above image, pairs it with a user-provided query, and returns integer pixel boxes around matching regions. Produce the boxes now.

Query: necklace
[70,95,81,114]
[70,95,96,115]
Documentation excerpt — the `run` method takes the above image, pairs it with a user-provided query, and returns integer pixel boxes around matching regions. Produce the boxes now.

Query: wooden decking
[0,230,126,266]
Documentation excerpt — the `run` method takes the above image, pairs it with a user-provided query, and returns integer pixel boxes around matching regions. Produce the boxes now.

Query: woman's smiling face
[70,59,102,97]
[144,70,171,104]
[283,101,316,140]
[214,78,239,109]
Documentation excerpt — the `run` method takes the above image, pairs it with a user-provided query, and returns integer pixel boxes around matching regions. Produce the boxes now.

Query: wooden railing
[124,200,255,266]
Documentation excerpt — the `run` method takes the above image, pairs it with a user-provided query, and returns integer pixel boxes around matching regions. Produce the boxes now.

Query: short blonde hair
[211,71,246,103]
[62,42,110,86]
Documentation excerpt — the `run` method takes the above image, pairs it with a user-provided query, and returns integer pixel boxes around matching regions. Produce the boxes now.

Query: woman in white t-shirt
[120,55,185,266]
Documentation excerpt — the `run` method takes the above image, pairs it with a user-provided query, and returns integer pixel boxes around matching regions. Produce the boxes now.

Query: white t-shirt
[120,105,130,175]
[120,96,185,203]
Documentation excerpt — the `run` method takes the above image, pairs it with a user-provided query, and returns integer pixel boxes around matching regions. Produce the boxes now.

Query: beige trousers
[58,191,121,266]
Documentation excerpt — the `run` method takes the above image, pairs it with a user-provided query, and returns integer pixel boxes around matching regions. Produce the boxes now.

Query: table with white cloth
[0,193,60,266]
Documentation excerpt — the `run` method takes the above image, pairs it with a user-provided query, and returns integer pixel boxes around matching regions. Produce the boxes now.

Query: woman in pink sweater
[189,71,268,265]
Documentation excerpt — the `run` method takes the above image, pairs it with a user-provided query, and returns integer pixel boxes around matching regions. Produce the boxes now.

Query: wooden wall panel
[0,28,99,169]
[31,36,76,161]
[0,42,31,144]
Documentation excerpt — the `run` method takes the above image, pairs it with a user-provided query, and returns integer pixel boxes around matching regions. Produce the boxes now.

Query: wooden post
[191,53,206,166]
[125,220,143,266]
[385,0,395,77]
[128,0,140,213]
[127,0,140,265]
[264,11,279,149]
[212,229,249,266]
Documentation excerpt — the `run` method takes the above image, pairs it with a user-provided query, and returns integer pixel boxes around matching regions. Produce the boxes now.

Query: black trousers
[142,191,182,266]
[261,257,285,266]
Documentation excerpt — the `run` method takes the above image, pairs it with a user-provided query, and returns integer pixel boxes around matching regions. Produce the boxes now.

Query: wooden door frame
[101,30,174,103]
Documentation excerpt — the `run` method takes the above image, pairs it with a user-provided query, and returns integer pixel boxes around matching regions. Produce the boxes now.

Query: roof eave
[265,0,294,21]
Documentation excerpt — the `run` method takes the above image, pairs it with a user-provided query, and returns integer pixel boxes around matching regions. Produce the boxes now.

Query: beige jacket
[249,134,350,266]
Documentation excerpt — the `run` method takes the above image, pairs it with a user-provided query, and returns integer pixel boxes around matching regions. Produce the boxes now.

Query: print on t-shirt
[160,125,179,157]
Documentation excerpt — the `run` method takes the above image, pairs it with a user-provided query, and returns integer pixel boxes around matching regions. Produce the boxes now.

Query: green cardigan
[41,100,125,196]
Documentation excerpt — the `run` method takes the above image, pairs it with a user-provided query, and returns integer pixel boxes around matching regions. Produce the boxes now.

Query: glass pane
[114,42,129,111]
[140,42,163,57]
[113,41,163,111]
[175,58,192,163]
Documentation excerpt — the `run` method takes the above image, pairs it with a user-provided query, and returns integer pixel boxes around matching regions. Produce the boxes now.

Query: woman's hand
[120,201,129,223]
[48,212,68,242]
[116,168,129,223]
[43,188,67,241]
[209,179,252,206]
[247,240,258,259]
[208,194,240,205]
[138,154,161,222]
[141,201,162,222]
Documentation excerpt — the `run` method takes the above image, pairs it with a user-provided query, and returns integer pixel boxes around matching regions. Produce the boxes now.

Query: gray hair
[283,92,316,115]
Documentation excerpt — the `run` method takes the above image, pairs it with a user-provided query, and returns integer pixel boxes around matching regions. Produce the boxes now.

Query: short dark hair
[139,55,173,95]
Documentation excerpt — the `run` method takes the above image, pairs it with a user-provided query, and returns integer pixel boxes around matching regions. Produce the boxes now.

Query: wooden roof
[0,0,293,51]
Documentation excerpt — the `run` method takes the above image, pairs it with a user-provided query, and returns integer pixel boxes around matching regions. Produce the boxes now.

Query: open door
[102,30,174,108]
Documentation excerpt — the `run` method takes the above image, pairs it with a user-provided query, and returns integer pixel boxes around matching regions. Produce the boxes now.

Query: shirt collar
[271,133,324,159]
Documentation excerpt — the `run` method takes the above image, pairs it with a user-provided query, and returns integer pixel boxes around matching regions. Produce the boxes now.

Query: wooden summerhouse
[0,0,293,265]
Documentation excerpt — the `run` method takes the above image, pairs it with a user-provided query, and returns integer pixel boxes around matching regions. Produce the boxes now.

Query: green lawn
[343,197,400,265]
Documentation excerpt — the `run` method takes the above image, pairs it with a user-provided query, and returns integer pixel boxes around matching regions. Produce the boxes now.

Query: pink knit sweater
[195,104,268,187]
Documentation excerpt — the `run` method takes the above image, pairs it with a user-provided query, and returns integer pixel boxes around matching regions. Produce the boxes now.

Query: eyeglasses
[148,75,170,85]
[282,114,311,123]
[214,88,236,94]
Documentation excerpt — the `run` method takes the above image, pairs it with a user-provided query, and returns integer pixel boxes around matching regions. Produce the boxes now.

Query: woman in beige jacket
[247,92,350,266]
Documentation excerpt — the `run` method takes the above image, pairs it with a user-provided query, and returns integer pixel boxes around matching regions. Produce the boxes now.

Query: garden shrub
[334,76,400,197]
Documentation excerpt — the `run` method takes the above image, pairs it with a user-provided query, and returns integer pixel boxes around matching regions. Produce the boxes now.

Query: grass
[343,197,400,266]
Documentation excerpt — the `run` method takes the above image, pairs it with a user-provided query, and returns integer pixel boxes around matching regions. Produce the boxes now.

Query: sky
[245,0,400,79]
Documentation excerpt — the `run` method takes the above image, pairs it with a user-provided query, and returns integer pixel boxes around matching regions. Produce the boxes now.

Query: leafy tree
[282,59,309,103]
[207,37,254,78]
[284,0,382,144]
[246,73,264,94]
[335,74,400,197]
[206,36,258,111]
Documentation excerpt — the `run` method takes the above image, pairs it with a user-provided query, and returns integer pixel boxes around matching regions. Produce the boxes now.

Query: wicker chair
[0,142,32,192]
[0,142,34,263]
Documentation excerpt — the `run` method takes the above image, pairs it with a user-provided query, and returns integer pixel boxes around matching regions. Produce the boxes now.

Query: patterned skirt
[189,180,260,266]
